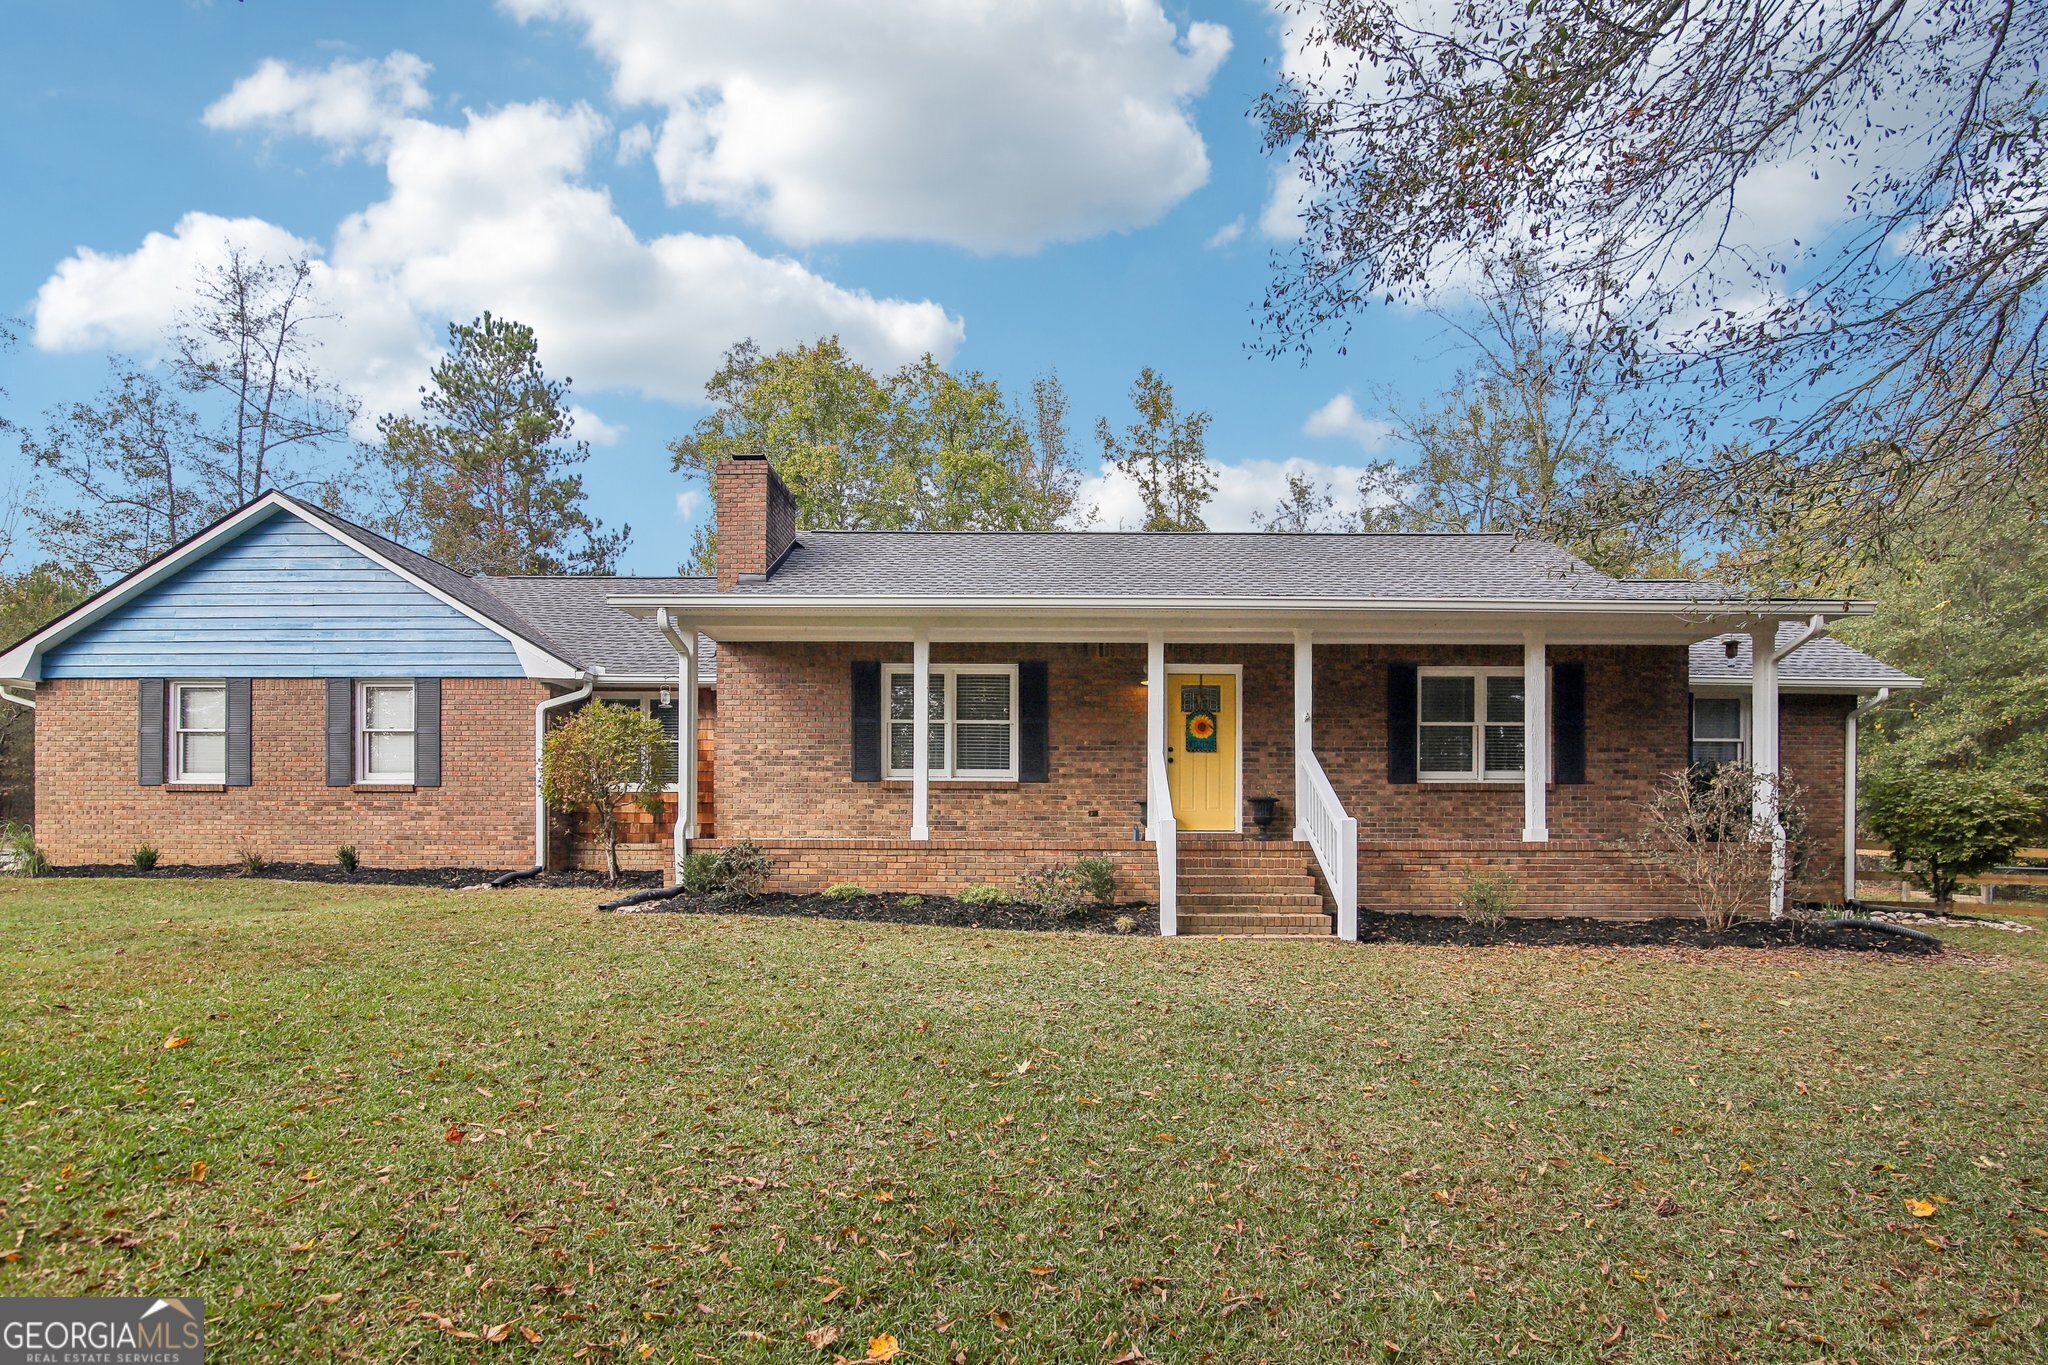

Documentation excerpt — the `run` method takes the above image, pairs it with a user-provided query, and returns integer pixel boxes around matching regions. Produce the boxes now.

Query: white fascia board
[606,593,1873,617]
[1690,676,1923,693]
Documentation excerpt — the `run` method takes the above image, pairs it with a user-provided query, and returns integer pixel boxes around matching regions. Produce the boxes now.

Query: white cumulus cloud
[501,0,1231,253]
[34,56,965,425]
[203,52,433,153]
[1301,394,1393,449]
[1077,455,1378,532]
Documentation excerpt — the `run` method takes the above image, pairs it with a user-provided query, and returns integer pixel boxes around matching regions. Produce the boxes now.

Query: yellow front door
[1167,670,1238,831]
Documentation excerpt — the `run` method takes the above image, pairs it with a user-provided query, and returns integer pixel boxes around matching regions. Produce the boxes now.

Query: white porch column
[1751,623,1784,916]
[1146,633,1167,800]
[677,625,698,855]
[1522,632,1549,842]
[912,631,931,840]
[1293,630,1313,840]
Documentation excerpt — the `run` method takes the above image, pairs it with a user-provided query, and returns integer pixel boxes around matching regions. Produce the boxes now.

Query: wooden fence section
[1856,846,2048,903]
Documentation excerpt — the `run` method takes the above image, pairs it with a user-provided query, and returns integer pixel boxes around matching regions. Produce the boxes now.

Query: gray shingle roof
[1689,624,1919,690]
[726,531,1754,601]
[479,576,716,682]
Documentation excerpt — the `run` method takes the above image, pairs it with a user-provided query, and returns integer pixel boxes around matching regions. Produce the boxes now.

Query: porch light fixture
[1724,638,1739,659]
[660,688,673,707]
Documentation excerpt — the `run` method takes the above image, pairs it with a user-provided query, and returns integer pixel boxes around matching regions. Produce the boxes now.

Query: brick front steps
[1176,837,1334,937]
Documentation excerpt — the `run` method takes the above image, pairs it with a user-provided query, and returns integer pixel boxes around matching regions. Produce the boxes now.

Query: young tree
[668,339,1088,570]
[1257,0,2046,588]
[1635,764,1801,929]
[20,364,236,578]
[1863,769,2042,910]
[1253,471,1340,532]
[169,249,361,505]
[1834,483,2048,794]
[380,313,628,576]
[1095,367,1216,531]
[539,701,669,884]
[1340,255,1693,574]
[1016,371,1091,529]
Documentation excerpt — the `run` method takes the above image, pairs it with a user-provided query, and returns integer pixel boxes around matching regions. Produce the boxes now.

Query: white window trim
[356,680,417,785]
[593,692,682,792]
[884,662,1020,781]
[1417,666,1527,783]
[1689,693,1749,766]
[169,680,227,785]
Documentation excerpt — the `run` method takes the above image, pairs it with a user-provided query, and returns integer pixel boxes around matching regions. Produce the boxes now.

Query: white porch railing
[1148,746,1177,936]
[1298,749,1358,939]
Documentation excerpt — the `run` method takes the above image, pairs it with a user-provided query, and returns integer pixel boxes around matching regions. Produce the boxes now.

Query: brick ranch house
[0,456,1917,936]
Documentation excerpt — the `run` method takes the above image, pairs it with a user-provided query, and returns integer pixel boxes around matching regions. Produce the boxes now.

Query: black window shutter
[1017,660,1049,782]
[325,678,354,786]
[1553,661,1587,785]
[225,678,252,787]
[414,678,442,787]
[850,660,882,781]
[137,679,165,786]
[1386,662,1418,784]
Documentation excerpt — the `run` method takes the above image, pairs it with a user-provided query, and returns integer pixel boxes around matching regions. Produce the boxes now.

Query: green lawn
[2,881,2044,1362]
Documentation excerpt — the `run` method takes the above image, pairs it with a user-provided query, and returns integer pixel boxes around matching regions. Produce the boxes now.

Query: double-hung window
[1418,668,1526,781]
[170,681,227,784]
[1690,697,1745,768]
[357,681,416,784]
[594,694,681,788]
[885,664,1017,780]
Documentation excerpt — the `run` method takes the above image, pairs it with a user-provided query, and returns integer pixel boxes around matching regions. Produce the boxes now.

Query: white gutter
[606,593,1872,617]
[533,673,597,869]
[0,687,33,710]
[1773,612,1830,663]
[1844,687,1892,903]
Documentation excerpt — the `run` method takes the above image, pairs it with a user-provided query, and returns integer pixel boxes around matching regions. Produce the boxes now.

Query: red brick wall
[691,838,1159,900]
[714,457,798,590]
[33,677,547,869]
[710,640,1855,916]
[1782,694,1852,903]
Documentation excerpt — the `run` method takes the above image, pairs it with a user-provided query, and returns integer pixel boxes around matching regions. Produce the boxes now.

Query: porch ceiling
[603,597,1871,647]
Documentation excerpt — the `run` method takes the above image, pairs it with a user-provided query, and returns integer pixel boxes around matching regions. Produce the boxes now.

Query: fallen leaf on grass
[804,1323,841,1351]
[1905,1198,1937,1218]
[163,1036,189,1050]
[864,1335,902,1362]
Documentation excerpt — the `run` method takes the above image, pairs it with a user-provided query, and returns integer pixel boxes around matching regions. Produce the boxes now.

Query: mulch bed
[52,863,663,891]
[1356,909,1940,954]
[614,889,1158,936]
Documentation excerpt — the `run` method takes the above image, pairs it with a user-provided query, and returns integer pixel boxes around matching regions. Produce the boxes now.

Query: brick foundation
[33,676,547,868]
[690,838,1160,900]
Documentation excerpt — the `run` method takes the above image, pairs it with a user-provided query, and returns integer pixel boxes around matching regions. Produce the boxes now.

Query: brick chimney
[714,454,799,590]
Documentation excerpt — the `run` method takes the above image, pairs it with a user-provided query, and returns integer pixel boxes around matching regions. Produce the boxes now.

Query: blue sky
[2,0,1473,571]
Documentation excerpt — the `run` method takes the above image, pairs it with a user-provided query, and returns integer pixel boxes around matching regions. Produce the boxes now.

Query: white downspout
[0,687,34,710]
[1845,687,1891,904]
[534,674,596,869]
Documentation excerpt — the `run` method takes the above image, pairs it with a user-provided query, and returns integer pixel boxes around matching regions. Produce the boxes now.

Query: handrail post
[1147,633,1175,935]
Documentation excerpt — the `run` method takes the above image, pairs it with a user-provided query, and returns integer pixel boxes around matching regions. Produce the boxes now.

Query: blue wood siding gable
[41,510,525,678]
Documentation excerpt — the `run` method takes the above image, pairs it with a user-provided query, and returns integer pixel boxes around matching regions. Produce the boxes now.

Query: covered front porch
[624,598,1834,936]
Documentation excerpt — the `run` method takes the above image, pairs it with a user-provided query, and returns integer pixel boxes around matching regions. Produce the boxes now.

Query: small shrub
[824,883,868,900]
[1113,914,1137,935]
[130,844,160,872]
[236,848,268,876]
[1635,763,1802,930]
[958,882,1008,906]
[1020,863,1091,919]
[1074,855,1118,905]
[3,823,50,878]
[896,894,925,909]
[335,845,359,875]
[1455,868,1518,927]
[682,840,773,903]
[1863,767,2043,910]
